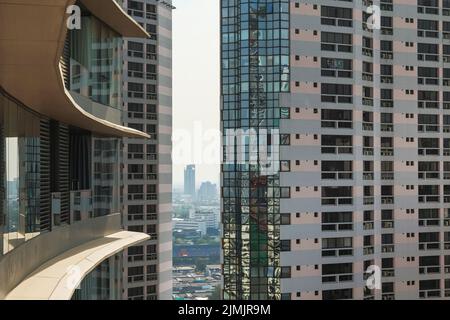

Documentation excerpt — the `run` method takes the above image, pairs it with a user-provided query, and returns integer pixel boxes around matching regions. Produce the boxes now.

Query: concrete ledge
[0,0,149,138]
[80,0,149,38]
[0,213,122,299]
[6,231,149,300]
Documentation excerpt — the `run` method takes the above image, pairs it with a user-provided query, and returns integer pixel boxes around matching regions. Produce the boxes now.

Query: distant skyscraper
[184,165,196,199]
[221,0,450,300]
[198,181,218,202]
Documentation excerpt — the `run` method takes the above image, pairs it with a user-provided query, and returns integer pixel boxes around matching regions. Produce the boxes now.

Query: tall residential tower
[121,0,174,300]
[221,0,450,300]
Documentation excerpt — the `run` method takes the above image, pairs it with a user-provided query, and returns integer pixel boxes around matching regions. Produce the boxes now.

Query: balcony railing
[321,171,353,180]
[380,148,394,156]
[419,242,440,250]
[419,219,440,227]
[419,290,441,299]
[381,172,394,180]
[363,221,374,230]
[418,124,439,132]
[363,172,374,180]
[381,196,394,204]
[418,195,440,203]
[322,197,353,206]
[321,146,353,154]
[322,248,353,257]
[382,269,395,277]
[418,148,439,156]
[382,220,394,229]
[419,266,440,274]
[322,273,353,283]
[381,124,394,132]
[321,120,353,129]
[419,172,440,179]
[322,223,353,232]
[363,122,373,131]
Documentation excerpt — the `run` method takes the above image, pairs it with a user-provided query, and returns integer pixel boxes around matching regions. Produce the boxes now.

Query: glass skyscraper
[221,0,290,300]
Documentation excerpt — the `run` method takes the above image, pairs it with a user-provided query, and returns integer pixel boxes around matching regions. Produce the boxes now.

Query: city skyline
[172,0,220,187]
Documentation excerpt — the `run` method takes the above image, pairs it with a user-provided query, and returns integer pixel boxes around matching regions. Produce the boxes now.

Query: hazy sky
[172,0,220,189]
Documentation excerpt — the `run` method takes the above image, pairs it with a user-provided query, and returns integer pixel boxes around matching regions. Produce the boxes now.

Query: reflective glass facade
[68,8,122,109]
[0,90,123,256]
[0,91,42,253]
[221,0,290,300]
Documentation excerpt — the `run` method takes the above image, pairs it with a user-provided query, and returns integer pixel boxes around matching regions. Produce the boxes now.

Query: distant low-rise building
[194,208,219,231]
[173,218,207,237]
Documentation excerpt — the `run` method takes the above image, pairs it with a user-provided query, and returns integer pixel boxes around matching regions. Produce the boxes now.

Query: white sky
[172,0,220,189]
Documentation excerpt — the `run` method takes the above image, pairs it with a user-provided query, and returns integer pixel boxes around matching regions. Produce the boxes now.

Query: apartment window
[419,138,440,156]
[128,41,144,58]
[322,211,353,231]
[419,256,440,274]
[280,266,292,278]
[418,67,439,85]
[127,205,144,221]
[128,287,144,300]
[419,232,440,250]
[321,58,353,78]
[321,84,353,103]
[280,134,291,145]
[322,263,353,283]
[418,19,439,38]
[321,6,353,27]
[281,240,291,252]
[381,16,393,34]
[323,288,353,300]
[280,187,291,198]
[418,43,439,61]
[382,258,394,277]
[128,266,144,283]
[280,160,291,172]
[322,186,353,205]
[362,36,373,56]
[322,237,352,249]
[362,62,373,82]
[126,247,144,264]
[322,135,353,154]
[321,161,352,180]
[321,109,352,129]
[281,213,291,225]
[321,32,352,52]
[380,40,394,60]
[419,280,441,298]
[418,0,439,14]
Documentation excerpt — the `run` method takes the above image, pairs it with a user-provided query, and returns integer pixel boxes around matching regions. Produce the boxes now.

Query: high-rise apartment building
[120,0,174,300]
[184,164,196,198]
[0,0,149,300]
[221,0,450,300]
